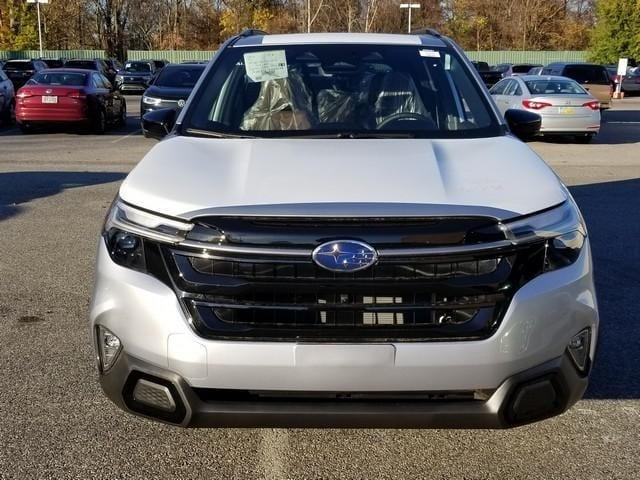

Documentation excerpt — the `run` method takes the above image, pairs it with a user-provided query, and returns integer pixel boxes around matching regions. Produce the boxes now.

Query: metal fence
[0,50,105,60]
[1,49,588,65]
[126,50,216,63]
[466,50,588,65]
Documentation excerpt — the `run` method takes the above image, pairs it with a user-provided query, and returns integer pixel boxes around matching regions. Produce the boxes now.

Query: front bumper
[91,238,598,428]
[100,349,588,428]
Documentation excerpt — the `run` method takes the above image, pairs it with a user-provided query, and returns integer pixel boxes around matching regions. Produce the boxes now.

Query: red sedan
[15,68,126,133]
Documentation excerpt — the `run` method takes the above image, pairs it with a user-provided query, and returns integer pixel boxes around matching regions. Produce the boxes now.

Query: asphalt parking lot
[0,96,639,479]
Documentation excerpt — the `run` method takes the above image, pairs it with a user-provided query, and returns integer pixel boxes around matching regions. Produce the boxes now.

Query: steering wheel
[376,112,432,130]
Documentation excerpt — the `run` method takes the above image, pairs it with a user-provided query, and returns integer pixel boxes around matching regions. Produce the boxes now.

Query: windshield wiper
[185,128,256,139]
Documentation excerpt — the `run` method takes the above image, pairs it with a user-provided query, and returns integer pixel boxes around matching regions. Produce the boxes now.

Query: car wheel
[94,108,107,134]
[1,100,14,124]
[18,122,32,134]
[117,102,127,127]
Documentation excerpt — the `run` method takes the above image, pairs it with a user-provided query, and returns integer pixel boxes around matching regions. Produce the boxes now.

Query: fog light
[568,328,591,372]
[97,325,122,372]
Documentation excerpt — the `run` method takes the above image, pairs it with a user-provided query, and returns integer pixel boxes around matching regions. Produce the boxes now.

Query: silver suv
[90,30,598,428]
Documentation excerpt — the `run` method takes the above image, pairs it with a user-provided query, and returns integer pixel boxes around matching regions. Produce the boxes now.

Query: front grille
[149,215,546,342]
[188,256,501,281]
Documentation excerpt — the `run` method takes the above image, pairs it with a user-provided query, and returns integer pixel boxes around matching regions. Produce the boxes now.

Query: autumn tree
[589,0,640,63]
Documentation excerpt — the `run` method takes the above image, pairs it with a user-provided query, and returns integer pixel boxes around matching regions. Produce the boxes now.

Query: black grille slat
[156,218,547,342]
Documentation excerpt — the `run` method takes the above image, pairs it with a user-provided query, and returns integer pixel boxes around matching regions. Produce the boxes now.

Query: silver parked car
[490,75,601,142]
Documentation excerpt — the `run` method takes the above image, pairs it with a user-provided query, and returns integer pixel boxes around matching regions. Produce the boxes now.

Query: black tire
[94,108,107,134]
[116,102,127,127]
[1,100,14,125]
[18,122,32,134]
[575,135,593,144]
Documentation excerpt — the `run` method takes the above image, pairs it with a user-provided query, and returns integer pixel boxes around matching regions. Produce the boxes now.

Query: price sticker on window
[243,50,288,83]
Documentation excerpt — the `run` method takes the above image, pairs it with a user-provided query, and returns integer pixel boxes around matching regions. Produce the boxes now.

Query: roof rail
[239,29,269,38]
[411,28,441,37]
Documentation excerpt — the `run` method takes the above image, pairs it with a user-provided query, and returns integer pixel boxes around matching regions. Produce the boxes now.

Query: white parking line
[110,129,141,143]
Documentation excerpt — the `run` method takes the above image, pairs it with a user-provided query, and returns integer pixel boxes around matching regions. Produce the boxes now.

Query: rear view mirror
[504,109,541,140]
[142,108,176,140]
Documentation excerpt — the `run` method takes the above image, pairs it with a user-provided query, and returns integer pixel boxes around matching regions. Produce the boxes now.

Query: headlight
[142,95,161,106]
[103,198,193,271]
[502,199,586,271]
[115,74,123,83]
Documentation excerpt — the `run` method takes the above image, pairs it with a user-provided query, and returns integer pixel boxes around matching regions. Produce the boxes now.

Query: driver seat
[372,72,429,127]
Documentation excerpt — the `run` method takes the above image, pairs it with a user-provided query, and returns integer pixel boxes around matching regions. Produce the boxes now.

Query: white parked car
[490,75,601,142]
[90,31,598,428]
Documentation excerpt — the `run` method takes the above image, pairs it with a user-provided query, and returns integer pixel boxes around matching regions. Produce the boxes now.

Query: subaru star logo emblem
[177,99,186,108]
[312,240,378,273]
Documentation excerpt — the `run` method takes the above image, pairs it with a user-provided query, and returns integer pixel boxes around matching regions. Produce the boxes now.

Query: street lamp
[26,0,49,58]
[399,3,420,33]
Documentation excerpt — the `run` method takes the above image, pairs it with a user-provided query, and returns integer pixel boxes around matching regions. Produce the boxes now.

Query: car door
[100,73,121,120]
[489,79,512,115]
[92,72,111,118]
[502,79,524,111]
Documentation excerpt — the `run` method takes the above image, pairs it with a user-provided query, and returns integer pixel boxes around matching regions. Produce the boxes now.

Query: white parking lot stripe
[110,129,141,143]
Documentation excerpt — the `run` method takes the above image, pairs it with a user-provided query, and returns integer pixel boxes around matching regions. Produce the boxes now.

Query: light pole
[399,3,420,33]
[26,0,48,58]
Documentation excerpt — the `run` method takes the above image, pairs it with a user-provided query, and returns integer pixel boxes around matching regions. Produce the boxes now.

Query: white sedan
[490,75,601,143]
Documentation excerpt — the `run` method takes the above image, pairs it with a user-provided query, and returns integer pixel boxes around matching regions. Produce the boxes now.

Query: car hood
[119,135,566,221]
[144,85,193,100]
[118,70,151,78]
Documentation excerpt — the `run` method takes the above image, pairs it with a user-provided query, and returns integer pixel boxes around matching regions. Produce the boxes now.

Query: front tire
[94,108,107,134]
[116,102,127,128]
[1,100,14,125]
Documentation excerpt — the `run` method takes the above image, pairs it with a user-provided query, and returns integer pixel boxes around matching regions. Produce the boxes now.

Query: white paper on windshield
[419,49,440,58]
[243,50,288,83]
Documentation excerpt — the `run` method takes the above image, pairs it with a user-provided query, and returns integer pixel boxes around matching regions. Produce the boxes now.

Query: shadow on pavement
[0,115,141,137]
[593,107,640,144]
[0,171,126,221]
[571,178,640,399]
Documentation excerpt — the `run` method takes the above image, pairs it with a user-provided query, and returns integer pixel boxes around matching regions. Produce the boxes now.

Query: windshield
[525,79,587,95]
[65,60,96,70]
[563,65,609,85]
[154,66,204,88]
[512,65,539,74]
[125,62,151,73]
[5,61,34,71]
[30,72,87,86]
[183,44,500,138]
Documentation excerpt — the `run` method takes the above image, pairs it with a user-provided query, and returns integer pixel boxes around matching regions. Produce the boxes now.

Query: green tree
[589,0,640,63]
[0,0,38,50]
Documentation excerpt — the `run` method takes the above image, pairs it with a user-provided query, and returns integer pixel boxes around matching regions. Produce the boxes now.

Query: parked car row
[1,57,170,94]
[0,58,207,132]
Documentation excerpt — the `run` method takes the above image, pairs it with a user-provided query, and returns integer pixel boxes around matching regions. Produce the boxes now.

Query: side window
[489,80,507,95]
[92,73,105,88]
[512,82,522,96]
[503,80,516,95]
[100,74,113,90]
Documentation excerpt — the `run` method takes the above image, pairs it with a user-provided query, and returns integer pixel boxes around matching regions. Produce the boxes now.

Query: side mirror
[142,108,176,140]
[504,109,541,140]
